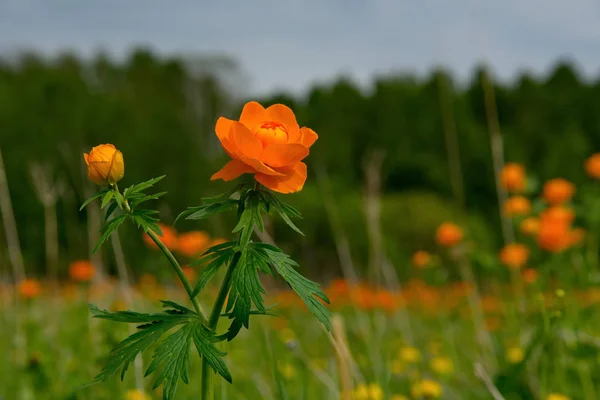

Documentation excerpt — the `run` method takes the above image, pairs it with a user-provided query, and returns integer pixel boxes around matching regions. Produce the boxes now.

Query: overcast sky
[1,0,599,95]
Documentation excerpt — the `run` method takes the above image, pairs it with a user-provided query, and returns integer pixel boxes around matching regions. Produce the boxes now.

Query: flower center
[252,121,288,146]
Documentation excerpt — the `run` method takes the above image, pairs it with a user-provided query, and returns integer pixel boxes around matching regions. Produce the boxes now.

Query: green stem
[113,183,208,322]
[201,252,241,400]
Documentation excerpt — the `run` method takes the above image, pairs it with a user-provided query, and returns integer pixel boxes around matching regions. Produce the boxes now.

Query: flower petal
[262,143,309,168]
[300,127,318,148]
[211,159,256,181]
[83,153,89,165]
[215,117,239,157]
[238,154,285,176]
[266,104,301,141]
[255,162,307,194]
[239,101,266,130]
[230,121,263,159]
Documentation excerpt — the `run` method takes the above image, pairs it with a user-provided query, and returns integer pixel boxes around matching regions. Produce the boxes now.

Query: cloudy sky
[1,0,599,95]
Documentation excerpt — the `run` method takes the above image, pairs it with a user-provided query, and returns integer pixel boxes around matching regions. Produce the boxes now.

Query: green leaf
[225,248,267,340]
[104,202,119,221]
[191,247,235,297]
[201,184,245,204]
[146,323,192,399]
[131,209,161,233]
[263,193,304,236]
[123,175,166,197]
[100,190,114,209]
[130,191,167,207]
[232,192,262,247]
[257,245,331,331]
[93,214,128,253]
[192,321,232,383]
[175,199,239,225]
[79,189,108,211]
[90,303,231,398]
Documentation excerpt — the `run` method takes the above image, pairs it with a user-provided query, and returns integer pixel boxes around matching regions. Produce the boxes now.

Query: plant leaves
[100,190,114,209]
[192,321,232,383]
[93,214,128,253]
[256,245,331,331]
[175,199,239,225]
[79,189,108,211]
[123,175,166,197]
[262,192,304,235]
[191,247,235,297]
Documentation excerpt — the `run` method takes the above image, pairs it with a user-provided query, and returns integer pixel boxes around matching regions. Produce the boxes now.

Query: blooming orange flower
[211,101,318,193]
[435,223,463,247]
[500,163,526,193]
[412,250,432,268]
[177,231,210,257]
[503,196,531,217]
[18,279,41,299]
[499,243,529,269]
[585,153,600,179]
[69,259,96,282]
[520,217,540,236]
[143,224,178,251]
[542,178,575,205]
[83,144,124,185]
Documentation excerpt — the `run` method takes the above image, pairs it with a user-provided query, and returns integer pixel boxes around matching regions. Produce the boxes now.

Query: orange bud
[500,163,526,193]
[585,153,600,179]
[435,223,463,247]
[504,196,531,217]
[542,178,575,205]
[69,259,96,282]
[83,144,124,186]
[499,243,529,269]
[520,217,540,236]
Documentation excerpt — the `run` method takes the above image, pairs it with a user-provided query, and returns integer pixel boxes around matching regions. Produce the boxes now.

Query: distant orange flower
[435,223,463,247]
[69,259,96,282]
[503,196,531,217]
[542,178,575,205]
[521,268,538,284]
[540,206,575,226]
[211,101,318,194]
[143,224,178,251]
[499,243,529,269]
[585,153,600,179]
[177,231,210,257]
[412,251,432,268]
[520,217,540,236]
[18,279,41,299]
[500,163,526,193]
[537,220,571,253]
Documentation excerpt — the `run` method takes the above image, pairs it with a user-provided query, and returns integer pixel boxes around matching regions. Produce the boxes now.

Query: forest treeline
[1,48,599,279]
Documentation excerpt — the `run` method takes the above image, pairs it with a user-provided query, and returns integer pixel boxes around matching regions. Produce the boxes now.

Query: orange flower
[69,260,96,282]
[542,178,575,205]
[18,279,41,299]
[500,163,526,193]
[540,206,575,226]
[177,231,210,257]
[211,101,318,194]
[83,144,124,185]
[143,224,178,251]
[435,223,463,247]
[521,268,538,284]
[412,251,432,268]
[537,220,571,253]
[499,243,529,269]
[520,217,540,236]
[585,153,600,179]
[503,196,531,217]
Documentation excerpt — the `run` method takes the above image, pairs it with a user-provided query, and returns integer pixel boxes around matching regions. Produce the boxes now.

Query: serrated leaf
[123,175,166,197]
[146,323,192,400]
[130,191,167,207]
[100,190,114,209]
[79,189,108,211]
[192,321,232,383]
[264,193,304,235]
[232,193,261,247]
[175,199,239,225]
[191,249,235,297]
[224,248,267,340]
[257,245,331,330]
[93,214,128,253]
[201,184,245,204]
